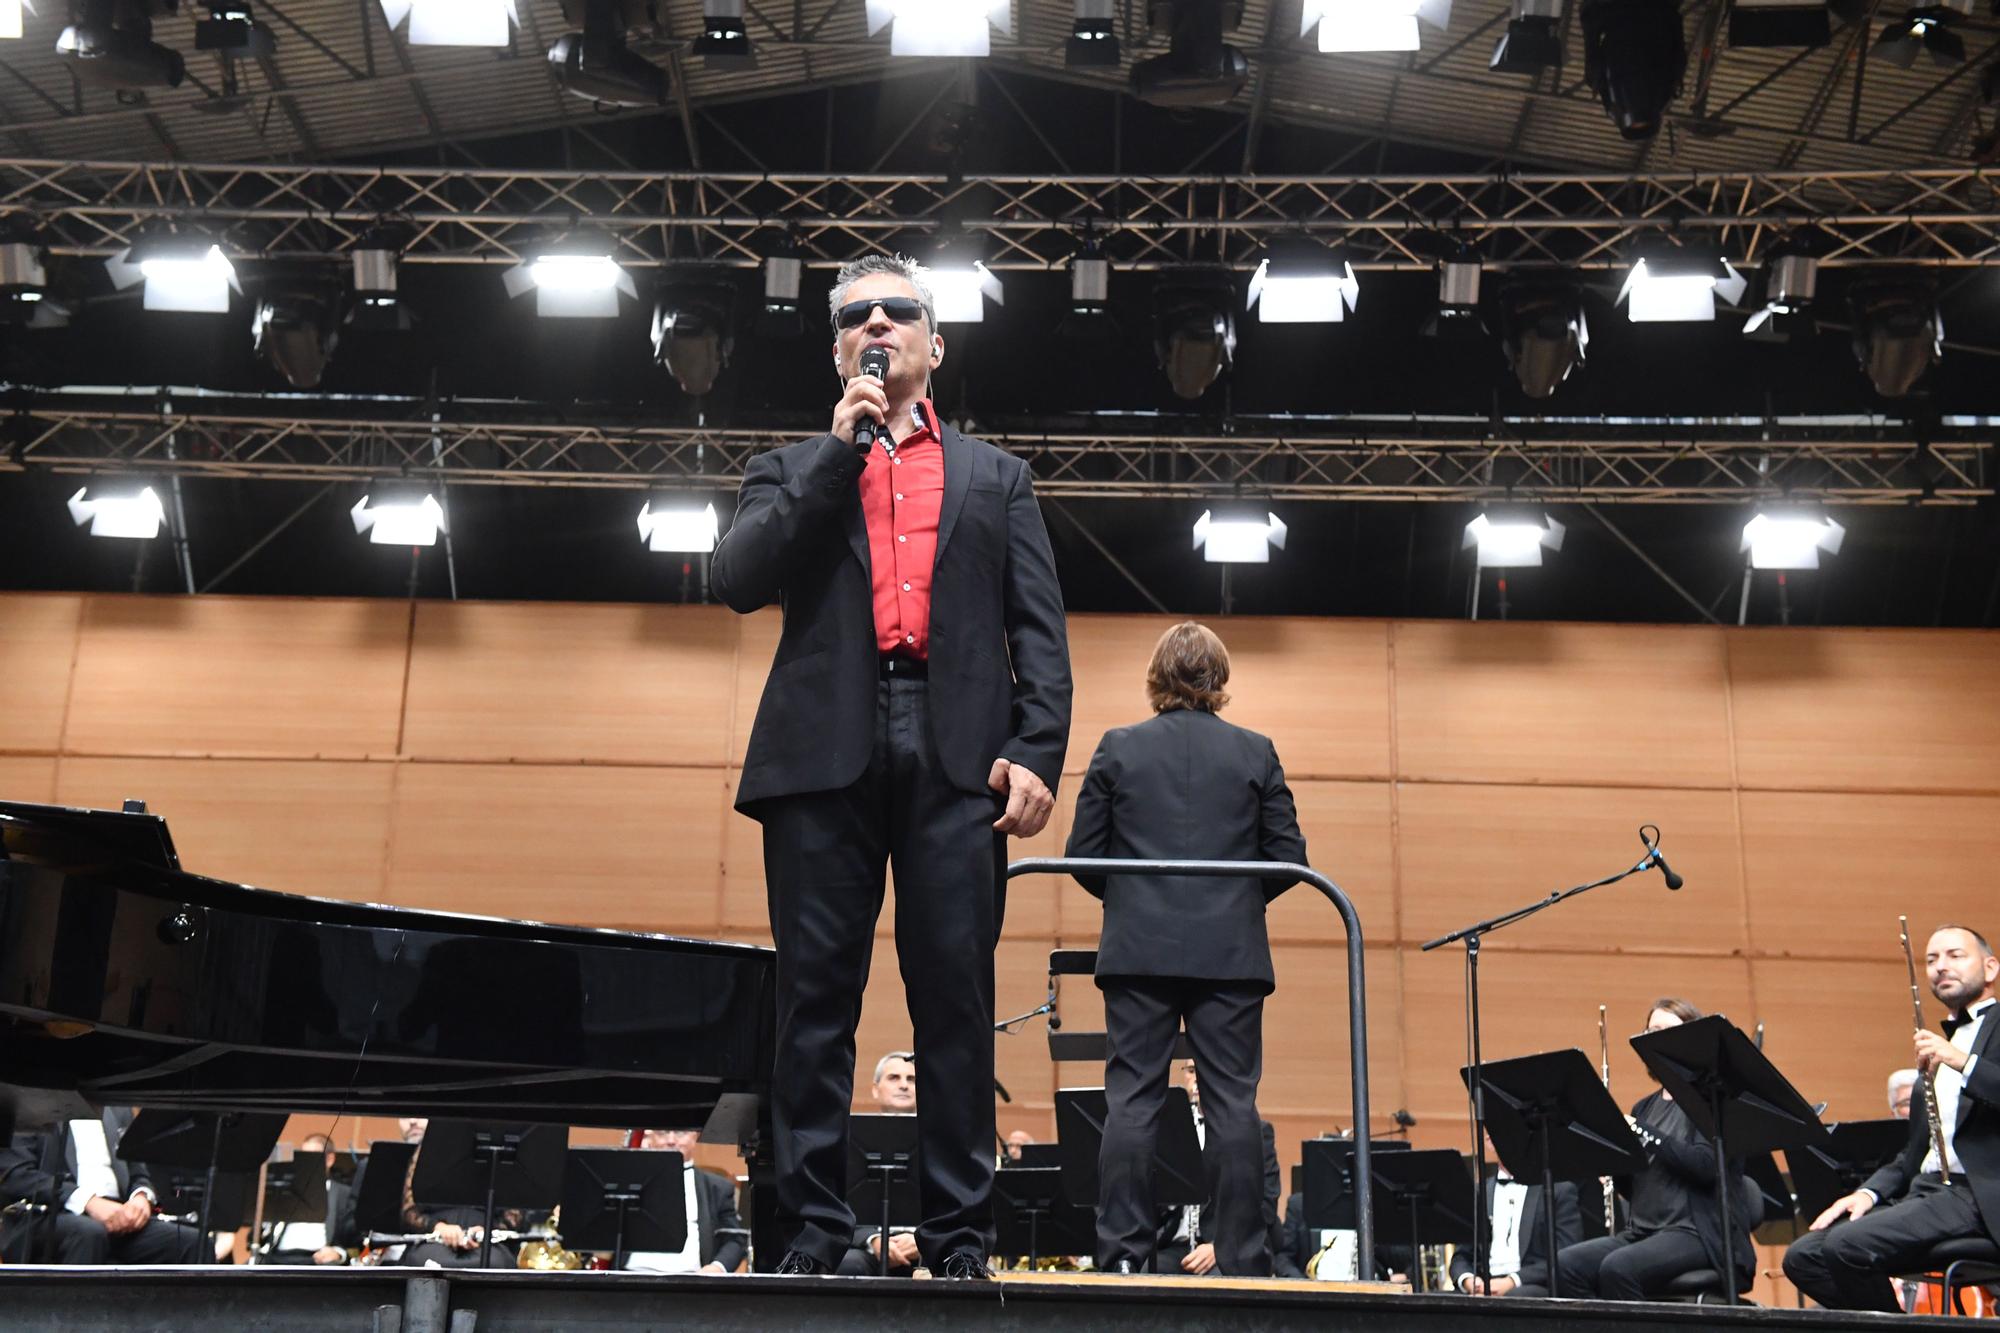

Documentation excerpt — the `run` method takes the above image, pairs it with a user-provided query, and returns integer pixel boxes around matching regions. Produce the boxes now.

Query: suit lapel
[1959,1003,2000,1128]
[934,422,974,561]
[692,1169,713,1262]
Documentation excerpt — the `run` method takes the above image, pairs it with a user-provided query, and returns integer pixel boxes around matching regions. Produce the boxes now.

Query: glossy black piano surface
[0,800,776,1137]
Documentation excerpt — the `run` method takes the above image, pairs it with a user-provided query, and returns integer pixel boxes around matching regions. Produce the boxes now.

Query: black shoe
[939,1251,993,1280]
[775,1249,831,1276]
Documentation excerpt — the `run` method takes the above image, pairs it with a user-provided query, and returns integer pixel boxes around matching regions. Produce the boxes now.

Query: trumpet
[1900,916,1952,1185]
[1598,1005,1616,1232]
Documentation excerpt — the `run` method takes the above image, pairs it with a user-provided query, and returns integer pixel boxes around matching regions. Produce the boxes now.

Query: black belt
[879,656,928,679]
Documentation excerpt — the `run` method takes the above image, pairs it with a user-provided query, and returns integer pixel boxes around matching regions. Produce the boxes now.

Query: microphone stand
[1419,825,1672,1293]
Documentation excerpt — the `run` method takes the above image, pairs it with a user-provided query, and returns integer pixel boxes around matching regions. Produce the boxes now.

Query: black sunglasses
[834,296,927,330]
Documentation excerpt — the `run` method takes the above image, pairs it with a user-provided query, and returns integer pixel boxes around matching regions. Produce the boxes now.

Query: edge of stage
[0,1266,1966,1332]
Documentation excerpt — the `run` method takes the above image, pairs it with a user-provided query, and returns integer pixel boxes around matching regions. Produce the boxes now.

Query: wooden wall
[6,593,1998,1285]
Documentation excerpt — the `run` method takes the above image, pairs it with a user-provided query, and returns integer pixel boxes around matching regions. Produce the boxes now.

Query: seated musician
[1449,1130,1582,1297]
[397,1127,526,1269]
[1783,925,1999,1312]
[264,1133,361,1265]
[1888,1068,1919,1121]
[838,1051,921,1276]
[622,1129,746,1274]
[1151,1062,1282,1277]
[1556,999,1760,1301]
[1003,1130,1036,1164]
[0,1108,204,1265]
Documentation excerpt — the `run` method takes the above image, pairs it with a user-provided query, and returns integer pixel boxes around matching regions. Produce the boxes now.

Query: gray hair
[828,254,938,332]
[872,1050,916,1083]
[1888,1068,1919,1109]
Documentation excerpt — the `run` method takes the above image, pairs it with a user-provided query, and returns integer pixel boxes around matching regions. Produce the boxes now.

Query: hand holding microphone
[834,345,892,456]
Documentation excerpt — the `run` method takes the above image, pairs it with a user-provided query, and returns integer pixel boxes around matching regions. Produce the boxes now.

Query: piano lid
[0,799,181,873]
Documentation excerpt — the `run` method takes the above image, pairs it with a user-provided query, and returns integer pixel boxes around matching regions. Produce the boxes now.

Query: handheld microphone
[1639,826,1684,891]
[852,346,890,453]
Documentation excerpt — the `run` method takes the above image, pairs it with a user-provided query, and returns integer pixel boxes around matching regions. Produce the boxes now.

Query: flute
[1598,1004,1616,1231]
[1899,915,1952,1186]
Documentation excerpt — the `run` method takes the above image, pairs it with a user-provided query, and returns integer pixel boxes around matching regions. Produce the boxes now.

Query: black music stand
[258,1151,330,1258]
[117,1109,286,1249]
[1301,1138,1409,1231]
[1013,1144,1063,1170]
[411,1121,570,1269]
[1051,1087,1205,1212]
[1469,1048,1646,1296]
[559,1148,687,1272]
[992,1165,1094,1268]
[354,1141,417,1237]
[1785,1119,1911,1225]
[1630,1015,1828,1306]
[1366,1149,1476,1291]
[846,1114,920,1276]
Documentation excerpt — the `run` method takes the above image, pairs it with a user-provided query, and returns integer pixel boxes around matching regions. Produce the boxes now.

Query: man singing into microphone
[711,254,1072,1279]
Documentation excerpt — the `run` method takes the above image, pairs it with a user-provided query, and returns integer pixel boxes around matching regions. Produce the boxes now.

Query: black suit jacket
[1447,1177,1583,1291]
[712,423,1072,811]
[694,1167,748,1271]
[1067,709,1306,989]
[1863,998,2000,1246]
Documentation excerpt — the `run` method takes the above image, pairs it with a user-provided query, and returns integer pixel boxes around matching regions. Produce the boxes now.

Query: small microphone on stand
[1639,825,1684,891]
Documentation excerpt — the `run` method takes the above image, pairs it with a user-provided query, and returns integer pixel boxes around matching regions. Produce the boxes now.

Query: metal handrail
[1004,856,1374,1280]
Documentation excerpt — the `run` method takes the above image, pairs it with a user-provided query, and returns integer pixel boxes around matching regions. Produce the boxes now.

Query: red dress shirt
[859,398,945,659]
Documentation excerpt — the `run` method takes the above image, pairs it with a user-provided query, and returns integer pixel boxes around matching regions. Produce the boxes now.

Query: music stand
[1013,1144,1063,1170]
[411,1121,570,1268]
[1366,1149,1476,1292]
[1051,1087,1205,1210]
[1744,1150,1797,1245]
[1630,1015,1828,1306]
[559,1148,687,1272]
[327,1150,361,1186]
[1785,1119,1911,1225]
[354,1141,417,1237]
[116,1109,286,1247]
[258,1152,330,1257]
[991,1166,1093,1268]
[846,1114,920,1276]
[1301,1139,1410,1231]
[1469,1048,1646,1296]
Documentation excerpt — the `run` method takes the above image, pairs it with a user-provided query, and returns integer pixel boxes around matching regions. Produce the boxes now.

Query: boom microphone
[853,345,890,453]
[1639,827,1684,891]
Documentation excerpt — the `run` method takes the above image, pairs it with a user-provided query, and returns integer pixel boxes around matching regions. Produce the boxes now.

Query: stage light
[196,3,276,57]
[106,236,241,314]
[756,249,803,337]
[1247,238,1358,324]
[346,245,411,332]
[1153,269,1236,400]
[352,492,444,546]
[0,239,46,317]
[1131,0,1249,106]
[1729,0,1830,46]
[503,235,637,318]
[1498,281,1587,399]
[693,0,754,68]
[637,497,720,553]
[926,244,1004,323]
[864,0,1010,58]
[1847,276,1941,398]
[1420,255,1486,338]
[1464,509,1564,568]
[1873,1,1969,67]
[68,485,165,539]
[1616,240,1746,323]
[1741,507,1843,569]
[1304,0,1450,53]
[2,1,37,41]
[379,0,516,47]
[1056,244,1120,343]
[549,0,666,108]
[1491,0,1563,71]
[251,282,343,388]
[1742,253,1819,339]
[1193,504,1287,564]
[57,8,186,90]
[1580,0,1685,139]
[1067,0,1119,65]
[652,272,737,397]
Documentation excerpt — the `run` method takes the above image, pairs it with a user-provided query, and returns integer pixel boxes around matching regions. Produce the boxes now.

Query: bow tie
[1943,1004,1991,1038]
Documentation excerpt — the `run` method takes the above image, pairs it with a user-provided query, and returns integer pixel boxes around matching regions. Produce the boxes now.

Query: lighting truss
[2,160,1998,274]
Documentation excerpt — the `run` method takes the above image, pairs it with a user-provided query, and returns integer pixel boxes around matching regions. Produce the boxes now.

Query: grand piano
[0,799,777,1145]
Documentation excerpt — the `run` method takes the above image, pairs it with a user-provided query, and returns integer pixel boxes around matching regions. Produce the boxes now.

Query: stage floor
[0,1266,1971,1333]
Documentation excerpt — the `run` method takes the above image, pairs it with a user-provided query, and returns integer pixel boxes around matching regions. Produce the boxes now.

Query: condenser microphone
[1640,827,1685,891]
[852,345,890,453]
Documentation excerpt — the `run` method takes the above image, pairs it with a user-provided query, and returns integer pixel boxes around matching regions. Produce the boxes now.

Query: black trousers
[1098,976,1269,1276]
[1783,1176,1984,1312]
[759,675,1005,1270]
[1557,1228,1709,1300]
[15,1212,207,1264]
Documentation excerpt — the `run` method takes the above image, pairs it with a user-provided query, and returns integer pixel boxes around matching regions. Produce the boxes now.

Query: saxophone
[1900,916,1952,1185]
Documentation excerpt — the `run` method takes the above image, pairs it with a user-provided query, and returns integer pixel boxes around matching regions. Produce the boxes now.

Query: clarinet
[1899,915,1952,1185]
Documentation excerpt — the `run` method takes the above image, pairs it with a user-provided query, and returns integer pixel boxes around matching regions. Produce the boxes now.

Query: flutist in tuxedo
[1784,924,2000,1312]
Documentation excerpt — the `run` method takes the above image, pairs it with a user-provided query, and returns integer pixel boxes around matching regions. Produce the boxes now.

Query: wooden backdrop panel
[384,762,726,931]
[1728,629,2000,795]
[0,593,81,754]
[64,596,409,758]
[54,757,394,902]
[1396,783,1748,954]
[1739,790,2000,959]
[1752,958,1914,1123]
[1393,622,1734,789]
[1261,943,1407,1131]
[402,601,737,766]
[0,755,57,804]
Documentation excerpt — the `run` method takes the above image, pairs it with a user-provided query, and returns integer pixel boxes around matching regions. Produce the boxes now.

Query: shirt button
[895,493,903,501]
[906,634,915,643]
[902,582,911,591]
[897,534,906,543]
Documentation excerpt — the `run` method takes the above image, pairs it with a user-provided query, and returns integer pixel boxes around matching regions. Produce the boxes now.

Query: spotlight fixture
[652,270,737,397]
[251,280,343,389]
[1153,268,1237,400]
[1131,0,1250,106]
[1616,239,1746,323]
[1066,0,1119,65]
[352,491,445,546]
[346,243,412,332]
[1304,0,1451,54]
[1420,251,1486,339]
[1464,508,1565,567]
[1056,241,1121,343]
[1193,502,1287,564]
[2,0,38,41]
[755,246,803,337]
[68,484,165,539]
[1498,280,1588,398]
[1728,0,1830,47]
[637,496,721,553]
[1741,232,1830,339]
[0,237,47,318]
[1872,0,1970,67]
[926,240,1004,323]
[549,0,666,108]
[379,0,517,47]
[1847,276,1941,398]
[1247,237,1359,324]
[864,0,1011,57]
[1491,0,1563,71]
[1580,0,1685,140]
[692,0,754,68]
[195,3,276,56]
[106,234,242,314]
[502,234,637,318]
[57,1,186,90]
[1741,506,1844,569]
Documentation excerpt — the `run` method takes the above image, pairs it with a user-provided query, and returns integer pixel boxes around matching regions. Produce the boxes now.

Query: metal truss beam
[5,406,1989,504]
[4,159,2000,271]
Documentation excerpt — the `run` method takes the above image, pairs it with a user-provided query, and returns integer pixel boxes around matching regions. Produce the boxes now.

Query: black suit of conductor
[711,368,1071,1266]
[1067,702,1306,1276]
